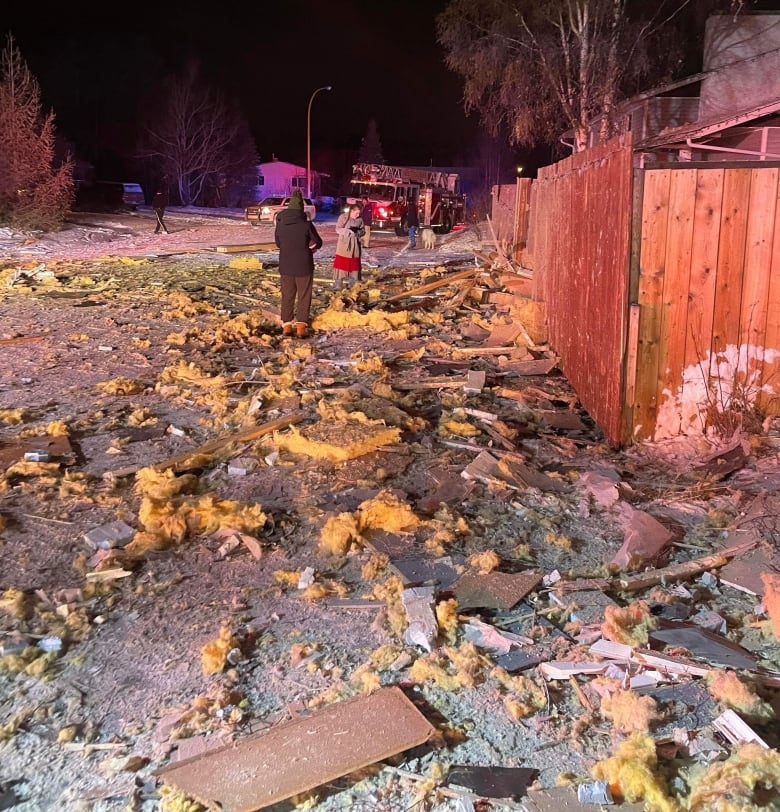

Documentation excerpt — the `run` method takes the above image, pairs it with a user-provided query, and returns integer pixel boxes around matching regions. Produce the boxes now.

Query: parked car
[245,195,316,225]
[74,181,146,212]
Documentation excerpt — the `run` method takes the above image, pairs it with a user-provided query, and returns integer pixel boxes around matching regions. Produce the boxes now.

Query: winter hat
[288,190,304,209]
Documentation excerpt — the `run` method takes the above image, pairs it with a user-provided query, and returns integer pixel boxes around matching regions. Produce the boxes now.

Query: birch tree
[436,0,740,152]
[0,34,74,230]
[138,61,257,206]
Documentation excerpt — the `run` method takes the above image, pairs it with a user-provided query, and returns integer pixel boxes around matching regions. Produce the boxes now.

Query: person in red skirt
[333,203,364,290]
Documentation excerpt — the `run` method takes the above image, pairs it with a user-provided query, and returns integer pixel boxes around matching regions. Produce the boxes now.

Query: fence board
[759,180,780,414]
[632,169,672,439]
[680,169,724,435]
[711,169,751,366]
[655,169,697,438]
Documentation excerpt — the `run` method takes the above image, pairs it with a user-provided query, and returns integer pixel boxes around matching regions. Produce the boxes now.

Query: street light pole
[307,85,332,199]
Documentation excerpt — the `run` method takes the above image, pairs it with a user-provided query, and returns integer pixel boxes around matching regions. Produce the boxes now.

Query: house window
[257,174,265,186]
[291,176,306,188]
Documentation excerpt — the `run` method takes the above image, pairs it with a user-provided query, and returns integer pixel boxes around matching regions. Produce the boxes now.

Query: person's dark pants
[280,274,313,325]
[154,209,169,233]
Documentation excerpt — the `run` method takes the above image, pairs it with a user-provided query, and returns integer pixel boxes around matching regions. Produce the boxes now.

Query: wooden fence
[630,164,780,440]
[526,135,634,445]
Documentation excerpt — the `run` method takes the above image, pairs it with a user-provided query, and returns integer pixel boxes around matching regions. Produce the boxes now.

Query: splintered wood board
[215,242,278,253]
[155,686,434,811]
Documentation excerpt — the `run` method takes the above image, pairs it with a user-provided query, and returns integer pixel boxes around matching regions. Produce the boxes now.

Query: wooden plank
[759,174,780,414]
[633,169,672,440]
[215,242,277,253]
[625,303,640,406]
[156,687,434,812]
[105,414,303,479]
[740,168,779,414]
[711,169,751,372]
[379,268,481,304]
[654,169,697,439]
[681,168,724,434]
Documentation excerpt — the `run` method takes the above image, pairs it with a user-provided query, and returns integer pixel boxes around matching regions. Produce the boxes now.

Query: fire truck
[347,163,466,235]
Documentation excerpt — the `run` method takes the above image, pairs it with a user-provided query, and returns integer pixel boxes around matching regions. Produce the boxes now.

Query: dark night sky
[1,0,486,176]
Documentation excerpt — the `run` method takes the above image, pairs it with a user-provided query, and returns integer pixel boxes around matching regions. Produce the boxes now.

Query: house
[500,12,780,446]
[248,158,329,202]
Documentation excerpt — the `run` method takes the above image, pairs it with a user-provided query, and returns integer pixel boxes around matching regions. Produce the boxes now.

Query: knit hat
[288,190,304,209]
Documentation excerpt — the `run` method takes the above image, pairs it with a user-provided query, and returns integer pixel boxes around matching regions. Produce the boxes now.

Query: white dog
[421,227,436,250]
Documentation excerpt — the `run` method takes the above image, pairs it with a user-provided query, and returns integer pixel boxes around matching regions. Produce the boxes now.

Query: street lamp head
[325,85,332,91]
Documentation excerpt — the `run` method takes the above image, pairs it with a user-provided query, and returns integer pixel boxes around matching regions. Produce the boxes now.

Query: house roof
[635,98,780,151]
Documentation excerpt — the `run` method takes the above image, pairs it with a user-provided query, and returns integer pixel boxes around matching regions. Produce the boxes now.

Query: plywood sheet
[156,686,434,812]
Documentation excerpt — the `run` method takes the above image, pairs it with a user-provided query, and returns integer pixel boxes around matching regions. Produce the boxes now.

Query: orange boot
[296,322,309,339]
[282,322,293,336]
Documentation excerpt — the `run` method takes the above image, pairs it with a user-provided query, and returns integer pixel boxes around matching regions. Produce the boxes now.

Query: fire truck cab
[348,163,465,235]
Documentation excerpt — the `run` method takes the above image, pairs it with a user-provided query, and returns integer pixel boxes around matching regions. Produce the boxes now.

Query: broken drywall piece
[155,686,435,812]
[649,622,759,670]
[446,765,538,801]
[402,586,438,651]
[711,709,769,748]
[464,370,486,394]
[578,470,621,509]
[462,618,532,654]
[522,786,645,811]
[83,521,135,550]
[451,569,542,611]
[461,450,565,493]
[611,502,673,569]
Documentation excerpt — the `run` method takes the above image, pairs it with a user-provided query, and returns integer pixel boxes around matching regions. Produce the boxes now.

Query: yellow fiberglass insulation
[136,495,266,547]
[95,377,147,396]
[705,670,775,722]
[468,550,500,574]
[591,732,678,812]
[438,419,480,438]
[436,598,459,643]
[599,689,662,734]
[312,298,410,333]
[274,420,401,463]
[356,490,420,533]
[319,512,363,556]
[686,744,780,812]
[134,467,199,499]
[601,600,657,646]
[762,572,780,640]
[157,360,229,389]
[200,625,240,675]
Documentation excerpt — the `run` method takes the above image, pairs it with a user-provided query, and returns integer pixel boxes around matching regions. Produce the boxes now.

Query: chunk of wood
[105,413,303,479]
[616,538,758,593]
[380,268,482,304]
[215,242,277,253]
[589,639,710,677]
[156,686,434,812]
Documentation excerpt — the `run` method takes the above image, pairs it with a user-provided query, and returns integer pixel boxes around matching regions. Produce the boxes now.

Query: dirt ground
[1,208,780,812]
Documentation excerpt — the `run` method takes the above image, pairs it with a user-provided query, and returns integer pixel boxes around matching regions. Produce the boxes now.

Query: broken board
[155,686,434,812]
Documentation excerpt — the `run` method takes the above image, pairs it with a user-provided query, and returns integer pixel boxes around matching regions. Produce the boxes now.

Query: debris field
[1,220,780,812]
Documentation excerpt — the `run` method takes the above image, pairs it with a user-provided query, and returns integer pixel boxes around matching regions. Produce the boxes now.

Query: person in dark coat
[152,188,169,234]
[405,196,419,249]
[274,189,323,338]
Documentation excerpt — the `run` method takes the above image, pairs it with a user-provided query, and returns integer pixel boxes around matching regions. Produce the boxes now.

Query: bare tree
[138,61,257,206]
[436,0,741,152]
[358,118,385,164]
[0,34,74,231]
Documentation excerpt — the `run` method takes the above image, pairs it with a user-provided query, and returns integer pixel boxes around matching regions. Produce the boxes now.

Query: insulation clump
[591,732,678,812]
[762,572,780,641]
[600,689,662,734]
[686,743,780,812]
[705,670,775,722]
[601,600,656,646]
[274,415,401,463]
[200,625,240,675]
